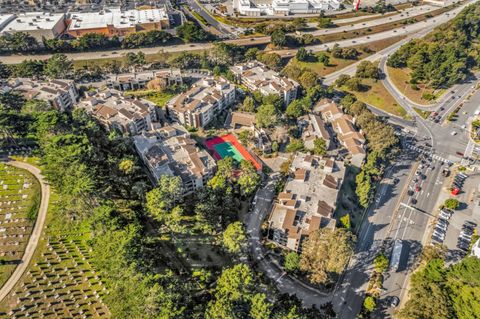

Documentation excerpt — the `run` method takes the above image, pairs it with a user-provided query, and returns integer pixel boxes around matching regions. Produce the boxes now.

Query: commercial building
[268,153,345,252]
[6,78,78,111]
[106,69,183,91]
[67,7,171,38]
[0,12,66,41]
[134,125,216,195]
[230,62,299,106]
[166,77,236,129]
[315,99,366,167]
[78,89,158,135]
[233,0,341,16]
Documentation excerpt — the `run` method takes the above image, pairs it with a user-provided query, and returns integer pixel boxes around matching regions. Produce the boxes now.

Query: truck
[390,240,403,272]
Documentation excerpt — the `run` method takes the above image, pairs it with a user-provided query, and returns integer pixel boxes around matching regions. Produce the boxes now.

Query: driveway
[0,160,50,302]
[244,177,331,307]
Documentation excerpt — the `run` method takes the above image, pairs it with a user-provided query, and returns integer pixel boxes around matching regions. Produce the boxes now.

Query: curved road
[0,161,50,302]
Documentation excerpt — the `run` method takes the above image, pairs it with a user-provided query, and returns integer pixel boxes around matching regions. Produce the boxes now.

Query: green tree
[298,70,319,89]
[374,254,389,273]
[300,228,355,284]
[118,159,135,175]
[145,175,183,221]
[44,53,73,79]
[271,29,287,47]
[241,96,256,113]
[355,60,380,79]
[363,296,376,312]
[443,198,460,210]
[238,160,261,196]
[285,100,304,118]
[318,17,335,28]
[223,221,247,253]
[256,104,278,128]
[245,47,260,61]
[313,138,327,155]
[286,139,304,153]
[257,52,282,70]
[0,62,12,79]
[250,293,272,319]
[284,252,300,272]
[176,22,209,42]
[296,47,310,62]
[339,214,351,229]
[335,74,351,87]
[345,77,364,91]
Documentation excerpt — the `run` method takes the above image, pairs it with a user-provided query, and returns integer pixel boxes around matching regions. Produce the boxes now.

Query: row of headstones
[9,299,108,318]
[0,250,21,257]
[0,218,29,224]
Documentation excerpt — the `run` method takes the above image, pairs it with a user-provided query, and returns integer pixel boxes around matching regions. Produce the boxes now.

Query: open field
[0,164,40,288]
[387,66,445,105]
[287,35,407,77]
[341,78,407,117]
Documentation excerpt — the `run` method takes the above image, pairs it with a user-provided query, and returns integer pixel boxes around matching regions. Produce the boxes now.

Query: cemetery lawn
[0,164,40,288]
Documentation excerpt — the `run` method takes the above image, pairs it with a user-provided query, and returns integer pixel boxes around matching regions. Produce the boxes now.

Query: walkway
[0,161,50,302]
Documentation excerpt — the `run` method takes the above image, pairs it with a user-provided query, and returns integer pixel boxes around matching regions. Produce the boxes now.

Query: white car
[440,211,451,220]
[451,131,457,136]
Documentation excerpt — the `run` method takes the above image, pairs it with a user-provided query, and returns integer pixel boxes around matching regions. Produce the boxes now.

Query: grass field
[341,78,407,117]
[0,164,40,288]
[387,66,445,105]
[287,35,407,77]
[413,107,430,119]
[124,89,176,108]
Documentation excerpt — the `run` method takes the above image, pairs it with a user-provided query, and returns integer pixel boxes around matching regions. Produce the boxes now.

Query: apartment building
[78,89,158,135]
[299,113,331,151]
[106,69,183,91]
[0,12,66,41]
[6,78,78,111]
[133,125,216,195]
[315,99,366,167]
[166,77,236,129]
[67,7,171,38]
[230,62,299,106]
[268,153,345,252]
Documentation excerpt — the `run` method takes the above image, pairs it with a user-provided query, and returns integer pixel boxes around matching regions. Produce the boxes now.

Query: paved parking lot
[431,172,480,261]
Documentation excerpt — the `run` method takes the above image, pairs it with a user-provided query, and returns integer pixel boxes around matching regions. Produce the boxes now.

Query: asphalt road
[0,160,50,302]
[244,177,334,307]
[2,0,476,65]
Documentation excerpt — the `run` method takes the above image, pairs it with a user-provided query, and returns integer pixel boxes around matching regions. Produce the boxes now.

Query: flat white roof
[3,12,64,32]
[69,8,168,31]
[0,14,15,31]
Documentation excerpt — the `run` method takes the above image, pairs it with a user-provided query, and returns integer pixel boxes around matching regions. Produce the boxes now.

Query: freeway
[2,0,475,64]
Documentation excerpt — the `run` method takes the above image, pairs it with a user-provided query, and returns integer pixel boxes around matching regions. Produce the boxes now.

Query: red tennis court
[205,134,262,171]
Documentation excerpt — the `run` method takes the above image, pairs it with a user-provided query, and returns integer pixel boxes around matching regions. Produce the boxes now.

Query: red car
[415,185,421,192]
[451,188,460,195]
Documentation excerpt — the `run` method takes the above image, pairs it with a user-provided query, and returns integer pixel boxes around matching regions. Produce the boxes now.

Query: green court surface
[213,142,245,162]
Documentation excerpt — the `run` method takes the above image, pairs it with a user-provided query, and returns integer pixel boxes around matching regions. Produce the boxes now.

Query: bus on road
[390,240,403,272]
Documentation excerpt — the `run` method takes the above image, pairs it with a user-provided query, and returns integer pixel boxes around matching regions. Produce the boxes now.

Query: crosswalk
[404,143,452,164]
